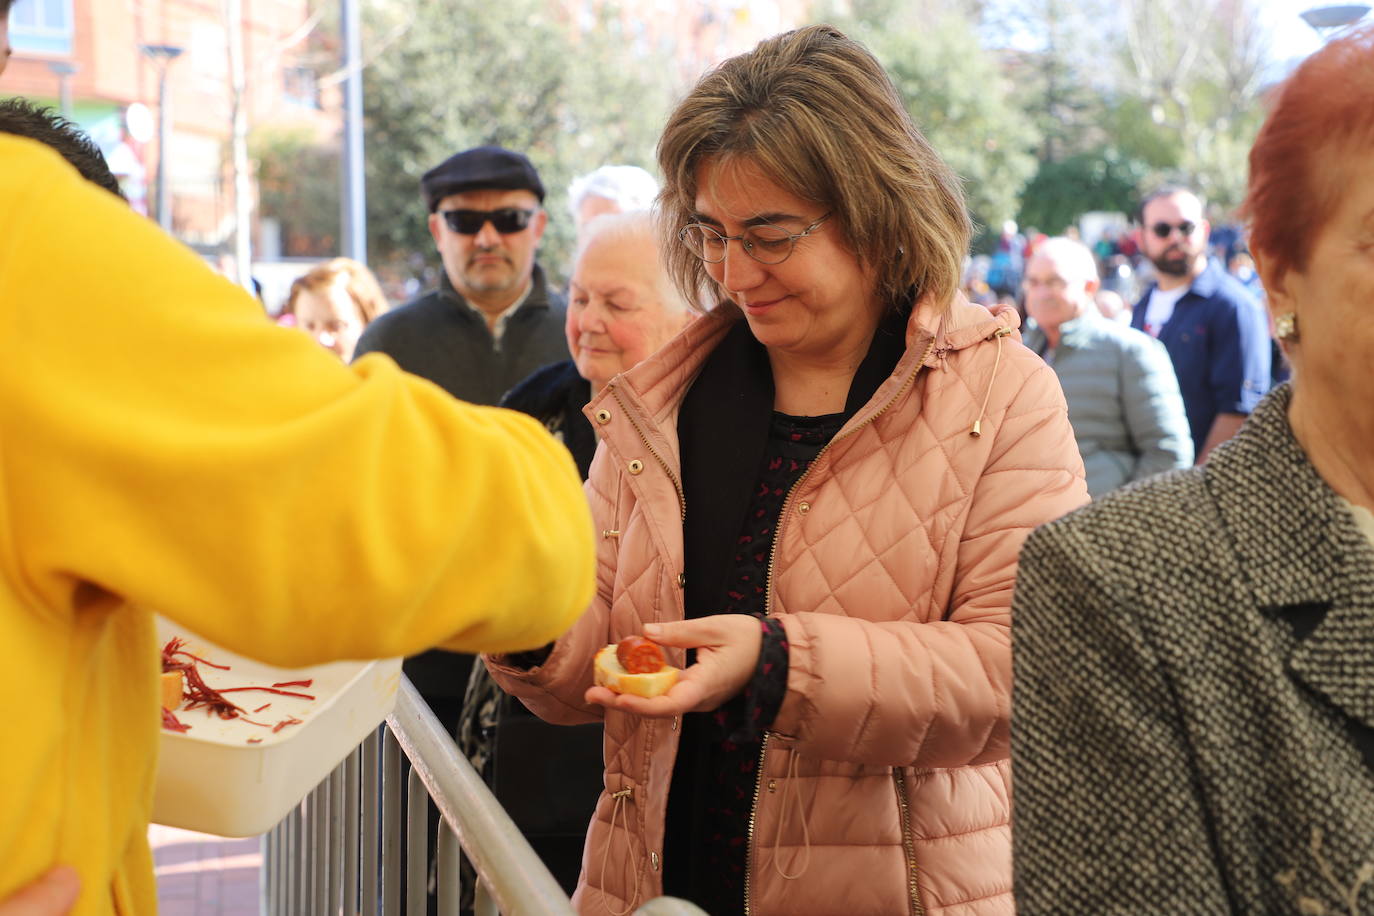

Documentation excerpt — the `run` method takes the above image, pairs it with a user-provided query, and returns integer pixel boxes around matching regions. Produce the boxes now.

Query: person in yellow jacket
[0,135,596,915]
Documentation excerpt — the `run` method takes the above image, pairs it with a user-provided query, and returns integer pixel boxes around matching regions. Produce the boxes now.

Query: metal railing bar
[473,879,497,916]
[406,766,428,916]
[382,728,403,914]
[344,745,361,916]
[299,795,312,913]
[436,822,460,916]
[313,784,328,911]
[362,728,380,916]
[329,766,345,914]
[385,678,576,916]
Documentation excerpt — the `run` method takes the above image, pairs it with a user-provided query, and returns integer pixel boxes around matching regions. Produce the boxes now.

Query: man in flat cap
[353,146,570,733]
[355,145,570,405]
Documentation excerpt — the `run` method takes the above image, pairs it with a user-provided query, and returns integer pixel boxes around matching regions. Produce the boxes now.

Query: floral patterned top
[663,410,845,915]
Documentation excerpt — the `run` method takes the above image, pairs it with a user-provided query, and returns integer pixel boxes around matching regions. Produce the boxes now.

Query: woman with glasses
[487,25,1087,915]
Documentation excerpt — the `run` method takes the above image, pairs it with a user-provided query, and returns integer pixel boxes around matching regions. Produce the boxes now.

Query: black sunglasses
[439,208,535,235]
[1150,220,1197,239]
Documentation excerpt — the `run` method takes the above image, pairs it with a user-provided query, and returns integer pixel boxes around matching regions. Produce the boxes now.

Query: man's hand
[0,867,80,916]
[585,615,763,718]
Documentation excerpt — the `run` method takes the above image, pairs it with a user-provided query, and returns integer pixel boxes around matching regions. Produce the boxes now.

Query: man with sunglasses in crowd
[353,145,569,734]
[1131,186,1271,463]
[355,145,569,406]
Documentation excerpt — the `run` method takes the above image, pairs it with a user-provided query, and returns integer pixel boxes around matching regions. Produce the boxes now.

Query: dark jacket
[500,360,595,479]
[1131,259,1271,454]
[1012,383,1374,914]
[354,264,569,408]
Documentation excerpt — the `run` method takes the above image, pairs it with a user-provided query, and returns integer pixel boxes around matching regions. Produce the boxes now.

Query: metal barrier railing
[262,676,707,915]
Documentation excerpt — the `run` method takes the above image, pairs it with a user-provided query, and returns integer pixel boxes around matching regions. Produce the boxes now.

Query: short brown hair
[283,258,389,325]
[1240,23,1374,283]
[656,24,970,313]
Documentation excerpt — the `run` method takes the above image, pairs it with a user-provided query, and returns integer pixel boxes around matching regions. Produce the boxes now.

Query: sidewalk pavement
[149,824,262,916]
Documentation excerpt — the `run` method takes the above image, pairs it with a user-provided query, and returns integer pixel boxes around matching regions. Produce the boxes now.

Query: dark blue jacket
[1133,260,1270,453]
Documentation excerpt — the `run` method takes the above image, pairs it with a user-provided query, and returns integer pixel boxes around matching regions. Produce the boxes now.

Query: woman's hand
[0,867,79,916]
[584,615,763,717]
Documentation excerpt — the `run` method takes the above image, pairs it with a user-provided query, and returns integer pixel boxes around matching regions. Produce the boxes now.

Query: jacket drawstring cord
[600,787,642,916]
[771,751,812,880]
[970,327,1013,438]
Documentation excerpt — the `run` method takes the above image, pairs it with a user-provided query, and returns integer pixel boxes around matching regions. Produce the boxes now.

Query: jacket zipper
[892,768,926,916]
[743,334,937,914]
[743,732,771,916]
[762,335,937,614]
[608,384,686,522]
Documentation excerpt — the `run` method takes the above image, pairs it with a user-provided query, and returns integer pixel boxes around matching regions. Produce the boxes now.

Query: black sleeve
[716,615,789,743]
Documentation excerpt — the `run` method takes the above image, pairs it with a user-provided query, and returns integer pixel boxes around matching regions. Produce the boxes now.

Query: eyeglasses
[439,208,536,235]
[1150,220,1197,239]
[678,214,830,265]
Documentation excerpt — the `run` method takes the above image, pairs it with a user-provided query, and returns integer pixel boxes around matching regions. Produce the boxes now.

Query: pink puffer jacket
[489,295,1088,915]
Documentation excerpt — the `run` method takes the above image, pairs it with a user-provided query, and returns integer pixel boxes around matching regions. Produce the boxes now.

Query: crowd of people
[2,4,1373,914]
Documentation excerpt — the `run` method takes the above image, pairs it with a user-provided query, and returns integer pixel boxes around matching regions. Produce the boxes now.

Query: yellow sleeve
[0,136,595,664]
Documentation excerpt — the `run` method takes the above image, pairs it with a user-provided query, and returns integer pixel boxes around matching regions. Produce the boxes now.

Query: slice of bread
[161,670,184,711]
[594,645,680,698]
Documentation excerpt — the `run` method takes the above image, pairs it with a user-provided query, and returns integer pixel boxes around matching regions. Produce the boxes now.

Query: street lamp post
[1299,4,1370,38]
[47,61,78,117]
[340,0,366,263]
[141,43,184,233]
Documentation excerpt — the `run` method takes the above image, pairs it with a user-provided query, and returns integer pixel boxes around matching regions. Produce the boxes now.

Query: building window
[9,0,74,56]
[282,66,320,109]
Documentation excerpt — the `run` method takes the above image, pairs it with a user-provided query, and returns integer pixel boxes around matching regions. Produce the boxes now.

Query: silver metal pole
[329,766,346,914]
[362,729,381,916]
[406,768,428,916]
[345,746,362,915]
[387,678,575,915]
[436,824,461,916]
[383,730,403,914]
[339,0,367,262]
[156,67,173,231]
[224,0,252,288]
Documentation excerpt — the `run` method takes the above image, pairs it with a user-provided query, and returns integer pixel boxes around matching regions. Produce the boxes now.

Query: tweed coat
[1012,383,1374,914]
[490,295,1088,915]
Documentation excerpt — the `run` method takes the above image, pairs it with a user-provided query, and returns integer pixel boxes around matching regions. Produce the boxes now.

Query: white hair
[1033,236,1100,287]
[576,211,689,314]
[567,165,660,217]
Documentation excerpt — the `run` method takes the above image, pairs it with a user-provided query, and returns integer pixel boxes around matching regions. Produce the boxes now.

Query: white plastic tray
[151,616,401,837]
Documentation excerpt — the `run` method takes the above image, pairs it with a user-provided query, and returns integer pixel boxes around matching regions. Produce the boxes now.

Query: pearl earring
[1274,312,1298,341]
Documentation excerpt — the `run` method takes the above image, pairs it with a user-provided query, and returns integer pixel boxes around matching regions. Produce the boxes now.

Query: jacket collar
[1187,258,1224,299]
[1203,384,1374,735]
[595,290,1020,427]
[1022,312,1099,355]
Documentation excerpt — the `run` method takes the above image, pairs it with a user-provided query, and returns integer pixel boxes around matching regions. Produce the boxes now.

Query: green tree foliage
[1016,146,1152,235]
[834,10,1041,247]
[361,0,673,286]
[250,126,342,257]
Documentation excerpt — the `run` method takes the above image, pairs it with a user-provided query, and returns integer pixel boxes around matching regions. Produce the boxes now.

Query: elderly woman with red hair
[1011,25,1374,914]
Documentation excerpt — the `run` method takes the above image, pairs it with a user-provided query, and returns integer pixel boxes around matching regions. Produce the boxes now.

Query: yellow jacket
[0,136,595,913]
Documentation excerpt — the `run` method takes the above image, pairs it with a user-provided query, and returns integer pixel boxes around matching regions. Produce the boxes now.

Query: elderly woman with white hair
[568,165,660,240]
[458,210,692,896]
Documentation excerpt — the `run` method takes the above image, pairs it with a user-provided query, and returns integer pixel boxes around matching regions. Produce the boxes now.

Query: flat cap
[421,145,546,211]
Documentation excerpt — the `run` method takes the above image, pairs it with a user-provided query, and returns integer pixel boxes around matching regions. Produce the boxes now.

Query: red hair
[1241,24,1374,281]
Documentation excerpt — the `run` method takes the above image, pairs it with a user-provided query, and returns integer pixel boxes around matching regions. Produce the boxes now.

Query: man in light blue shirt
[1024,237,1193,498]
